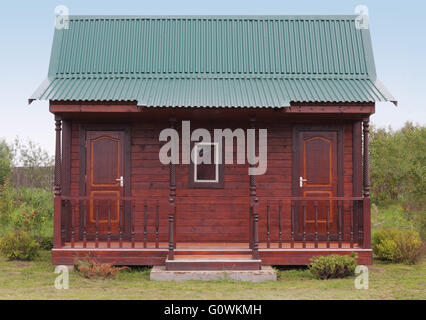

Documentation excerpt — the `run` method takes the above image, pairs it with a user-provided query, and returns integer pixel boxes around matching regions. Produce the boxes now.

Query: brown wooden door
[85,131,125,238]
[294,129,340,240]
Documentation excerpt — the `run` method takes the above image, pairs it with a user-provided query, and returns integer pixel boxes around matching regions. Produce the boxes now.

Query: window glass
[194,142,218,183]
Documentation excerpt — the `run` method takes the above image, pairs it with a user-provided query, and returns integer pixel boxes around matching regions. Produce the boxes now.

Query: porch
[51,196,372,267]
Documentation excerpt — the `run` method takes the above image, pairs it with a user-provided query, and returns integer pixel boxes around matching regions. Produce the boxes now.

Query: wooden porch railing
[57,196,168,249]
[56,195,370,252]
[250,196,370,250]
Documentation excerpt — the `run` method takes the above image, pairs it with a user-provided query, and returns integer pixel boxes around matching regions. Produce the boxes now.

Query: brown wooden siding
[68,118,356,244]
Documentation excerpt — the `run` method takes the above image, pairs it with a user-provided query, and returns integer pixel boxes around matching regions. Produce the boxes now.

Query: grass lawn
[0,251,424,300]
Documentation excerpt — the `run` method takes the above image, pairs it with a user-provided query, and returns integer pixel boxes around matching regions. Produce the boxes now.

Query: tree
[10,137,54,190]
[370,121,426,208]
[0,139,12,186]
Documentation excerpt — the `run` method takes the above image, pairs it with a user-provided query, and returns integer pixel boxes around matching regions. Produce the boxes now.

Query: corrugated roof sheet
[30,15,396,107]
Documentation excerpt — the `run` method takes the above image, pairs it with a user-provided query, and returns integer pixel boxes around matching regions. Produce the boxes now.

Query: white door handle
[299,176,308,187]
[116,176,124,187]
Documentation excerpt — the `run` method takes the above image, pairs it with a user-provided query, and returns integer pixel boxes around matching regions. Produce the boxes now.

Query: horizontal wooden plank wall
[68,118,355,244]
[343,123,354,240]
[52,249,168,266]
[175,119,250,242]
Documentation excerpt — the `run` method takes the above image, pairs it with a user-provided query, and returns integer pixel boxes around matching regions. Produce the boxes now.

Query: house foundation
[150,266,277,282]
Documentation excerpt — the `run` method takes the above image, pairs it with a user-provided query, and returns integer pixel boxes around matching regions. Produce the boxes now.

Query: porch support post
[362,117,371,249]
[250,117,259,260]
[352,121,362,245]
[168,117,176,260]
[363,118,370,198]
[53,115,62,248]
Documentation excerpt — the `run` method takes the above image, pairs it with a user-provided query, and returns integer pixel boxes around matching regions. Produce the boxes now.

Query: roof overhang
[29,76,396,108]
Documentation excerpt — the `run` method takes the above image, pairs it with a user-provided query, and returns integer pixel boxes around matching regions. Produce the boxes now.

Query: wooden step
[174,254,252,260]
[174,249,251,256]
[165,254,261,271]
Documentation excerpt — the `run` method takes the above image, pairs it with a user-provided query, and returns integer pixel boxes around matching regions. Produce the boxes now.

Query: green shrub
[373,228,400,261]
[0,231,40,260]
[0,137,54,238]
[0,185,53,237]
[373,228,423,264]
[309,253,357,280]
[35,235,53,250]
[0,139,12,186]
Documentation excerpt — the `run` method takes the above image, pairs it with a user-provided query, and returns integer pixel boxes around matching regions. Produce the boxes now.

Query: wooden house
[30,15,396,270]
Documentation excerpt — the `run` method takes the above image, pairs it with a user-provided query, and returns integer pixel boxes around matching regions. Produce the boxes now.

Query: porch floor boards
[62,241,360,249]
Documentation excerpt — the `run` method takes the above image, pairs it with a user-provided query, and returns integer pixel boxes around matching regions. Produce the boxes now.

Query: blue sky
[0,0,425,154]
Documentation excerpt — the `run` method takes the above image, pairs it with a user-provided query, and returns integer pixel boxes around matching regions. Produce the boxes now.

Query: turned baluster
[302,201,307,248]
[350,202,354,249]
[358,200,364,246]
[314,200,318,248]
[131,200,135,249]
[107,200,111,248]
[278,201,282,248]
[338,200,343,249]
[168,206,175,260]
[155,200,159,249]
[71,200,75,248]
[143,201,147,248]
[119,200,123,248]
[82,200,87,248]
[95,200,99,248]
[326,202,330,249]
[252,197,259,260]
[290,201,295,249]
[266,201,270,248]
[326,201,330,248]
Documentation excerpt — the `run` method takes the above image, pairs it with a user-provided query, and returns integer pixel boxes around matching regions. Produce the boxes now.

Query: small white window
[193,142,219,183]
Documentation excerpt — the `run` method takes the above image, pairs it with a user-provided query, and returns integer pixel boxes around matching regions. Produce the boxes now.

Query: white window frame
[193,142,219,183]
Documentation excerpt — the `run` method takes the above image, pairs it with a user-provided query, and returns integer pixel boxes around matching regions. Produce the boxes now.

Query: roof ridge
[52,74,372,80]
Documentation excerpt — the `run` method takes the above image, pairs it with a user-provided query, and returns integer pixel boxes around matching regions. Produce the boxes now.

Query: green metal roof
[30,15,396,107]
